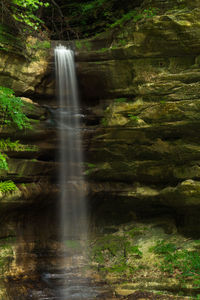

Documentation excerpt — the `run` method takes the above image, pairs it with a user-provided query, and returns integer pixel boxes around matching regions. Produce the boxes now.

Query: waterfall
[54,45,88,298]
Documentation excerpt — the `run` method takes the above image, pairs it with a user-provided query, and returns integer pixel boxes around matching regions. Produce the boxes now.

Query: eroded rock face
[73,2,200,236]
[1,0,200,297]
[0,38,50,95]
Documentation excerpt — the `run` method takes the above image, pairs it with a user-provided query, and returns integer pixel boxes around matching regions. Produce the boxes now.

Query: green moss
[0,24,23,54]
[115,98,127,103]
[90,233,142,275]
[127,226,148,238]
[75,40,91,51]
[101,117,108,127]
[0,237,15,275]
[128,114,139,121]
[84,163,97,175]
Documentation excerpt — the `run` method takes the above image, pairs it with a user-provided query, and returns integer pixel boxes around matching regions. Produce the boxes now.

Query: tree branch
[51,0,64,18]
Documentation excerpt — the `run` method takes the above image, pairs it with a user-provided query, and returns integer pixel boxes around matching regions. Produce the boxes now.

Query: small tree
[1,0,49,34]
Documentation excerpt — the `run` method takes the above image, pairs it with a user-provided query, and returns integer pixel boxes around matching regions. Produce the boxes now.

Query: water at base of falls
[4,271,114,300]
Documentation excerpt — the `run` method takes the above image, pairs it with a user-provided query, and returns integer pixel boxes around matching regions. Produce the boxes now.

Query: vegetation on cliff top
[0,0,152,42]
[1,0,49,32]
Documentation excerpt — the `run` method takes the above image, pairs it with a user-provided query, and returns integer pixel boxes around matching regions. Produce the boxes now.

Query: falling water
[54,45,88,299]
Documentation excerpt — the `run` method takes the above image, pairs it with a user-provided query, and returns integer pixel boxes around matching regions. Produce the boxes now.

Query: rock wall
[74,1,200,236]
[1,0,200,297]
[0,37,51,96]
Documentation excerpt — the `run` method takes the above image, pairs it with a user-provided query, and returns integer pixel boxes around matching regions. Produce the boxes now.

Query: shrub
[0,86,31,130]
[0,153,8,171]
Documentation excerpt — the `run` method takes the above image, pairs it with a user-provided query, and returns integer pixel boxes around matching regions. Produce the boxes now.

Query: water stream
[54,45,87,243]
[54,45,89,299]
[1,45,116,300]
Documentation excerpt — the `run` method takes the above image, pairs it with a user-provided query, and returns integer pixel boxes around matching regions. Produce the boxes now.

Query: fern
[0,180,17,193]
[0,153,8,171]
[0,138,38,152]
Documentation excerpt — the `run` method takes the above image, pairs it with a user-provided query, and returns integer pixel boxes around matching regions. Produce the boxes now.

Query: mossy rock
[0,24,23,56]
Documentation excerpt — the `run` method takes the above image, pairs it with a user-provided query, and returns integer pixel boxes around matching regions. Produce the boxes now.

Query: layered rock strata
[74,3,200,236]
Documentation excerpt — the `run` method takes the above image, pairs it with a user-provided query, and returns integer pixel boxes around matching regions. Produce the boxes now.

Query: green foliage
[0,138,38,152]
[11,0,49,30]
[109,8,157,29]
[127,226,147,238]
[101,117,108,127]
[110,10,139,28]
[115,98,127,103]
[0,153,8,171]
[75,40,91,51]
[27,40,51,50]
[75,41,83,50]
[90,233,142,275]
[0,238,15,274]
[118,39,127,46]
[128,114,139,121]
[84,163,96,175]
[0,24,23,53]
[98,47,109,52]
[150,240,200,289]
[160,100,166,104]
[150,240,177,255]
[52,0,158,39]
[0,86,31,130]
[143,8,157,18]
[0,180,17,193]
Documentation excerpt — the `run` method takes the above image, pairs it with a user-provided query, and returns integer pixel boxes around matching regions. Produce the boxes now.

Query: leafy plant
[11,0,49,30]
[150,240,177,255]
[75,40,83,50]
[101,117,108,126]
[118,39,127,46]
[110,7,157,29]
[75,40,91,51]
[0,138,38,152]
[98,47,109,52]
[143,8,157,18]
[150,240,200,289]
[0,153,8,171]
[84,163,96,175]
[0,180,17,193]
[128,114,139,121]
[0,86,31,130]
[27,40,50,50]
[115,98,127,103]
[90,234,142,275]
[160,100,166,104]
